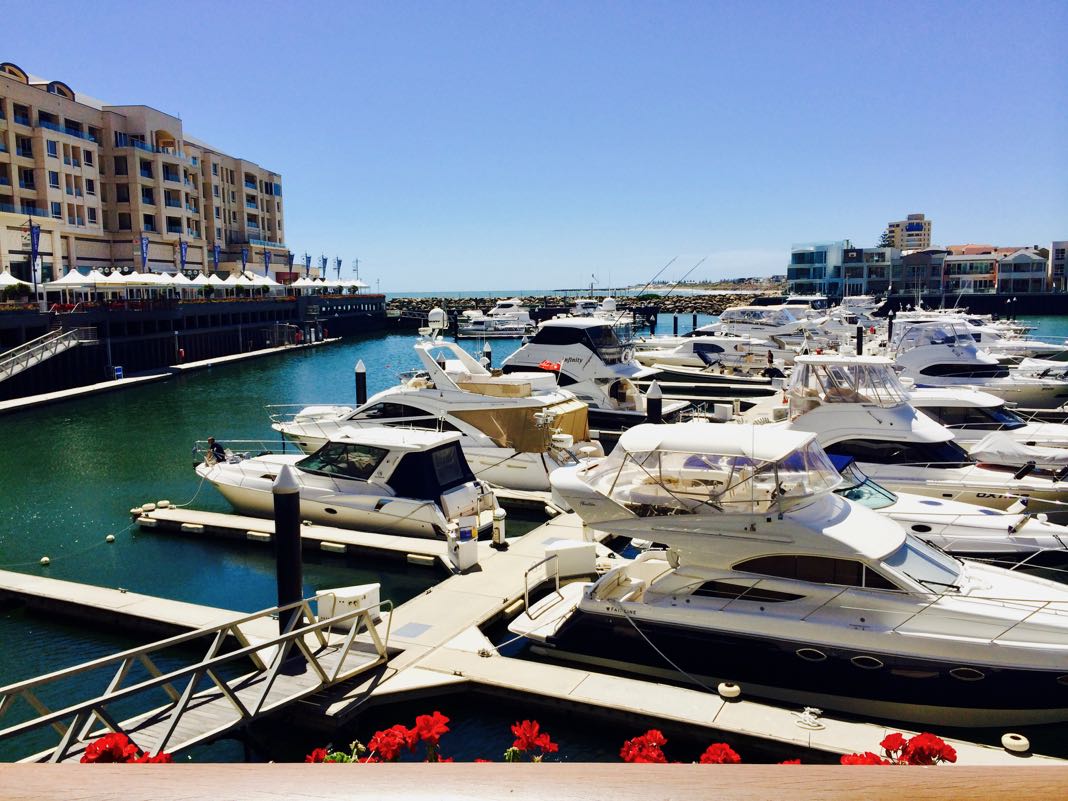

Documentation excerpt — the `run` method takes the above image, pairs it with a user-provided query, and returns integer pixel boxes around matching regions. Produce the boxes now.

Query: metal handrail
[523,554,561,617]
[0,329,89,382]
[0,595,394,762]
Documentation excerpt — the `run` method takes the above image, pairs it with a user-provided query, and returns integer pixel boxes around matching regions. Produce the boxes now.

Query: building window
[143,213,156,232]
[47,140,58,158]
[114,156,128,176]
[214,207,220,219]
[49,170,60,188]
[51,201,61,219]
[86,178,95,195]
[115,183,130,203]
[216,227,222,240]
[83,150,93,166]
[88,207,97,224]
[230,190,235,202]
[142,188,154,204]
[213,185,219,198]
[211,162,218,176]
[118,212,131,230]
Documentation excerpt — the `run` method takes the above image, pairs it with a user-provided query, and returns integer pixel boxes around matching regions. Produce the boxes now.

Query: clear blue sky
[11,0,1067,290]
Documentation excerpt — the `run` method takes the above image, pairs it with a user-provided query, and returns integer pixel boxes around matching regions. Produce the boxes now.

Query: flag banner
[140,235,149,270]
[241,247,248,271]
[304,253,311,276]
[179,239,188,269]
[29,223,40,285]
[213,243,221,270]
[264,249,272,276]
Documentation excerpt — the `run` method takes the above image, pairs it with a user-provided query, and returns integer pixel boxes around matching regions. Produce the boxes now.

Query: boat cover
[968,431,1068,469]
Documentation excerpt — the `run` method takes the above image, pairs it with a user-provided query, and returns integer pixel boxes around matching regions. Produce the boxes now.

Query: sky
[9,0,1068,290]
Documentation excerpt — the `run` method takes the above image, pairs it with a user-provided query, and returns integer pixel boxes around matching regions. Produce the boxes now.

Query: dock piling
[272,465,304,637]
[355,359,367,406]
[692,311,698,331]
[645,381,663,424]
[856,324,864,355]
[483,341,493,368]
[672,314,679,336]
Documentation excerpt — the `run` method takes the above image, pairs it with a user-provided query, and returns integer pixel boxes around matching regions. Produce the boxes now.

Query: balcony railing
[37,119,98,142]
[244,180,257,189]
[144,224,157,232]
[140,169,153,179]
[141,195,155,205]
[165,199,181,208]
[247,237,287,249]
[16,148,32,158]
[0,177,9,186]
[72,158,80,167]
[19,180,34,190]
[247,221,260,229]
[0,202,47,216]
[74,189,83,197]
[163,172,180,183]
[65,187,73,195]
[166,225,182,234]
[246,201,257,209]
[186,204,198,213]
[14,113,30,126]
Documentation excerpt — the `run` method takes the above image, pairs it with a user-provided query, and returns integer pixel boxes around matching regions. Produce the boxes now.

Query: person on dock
[206,437,227,465]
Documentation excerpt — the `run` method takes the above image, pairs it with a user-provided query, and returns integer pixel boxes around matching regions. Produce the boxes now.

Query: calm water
[1,313,1065,761]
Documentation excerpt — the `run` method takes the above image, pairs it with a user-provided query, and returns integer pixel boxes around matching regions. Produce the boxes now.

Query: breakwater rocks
[386,293,764,320]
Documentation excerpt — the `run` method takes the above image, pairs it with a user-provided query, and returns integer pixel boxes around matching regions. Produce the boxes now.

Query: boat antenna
[620,256,707,330]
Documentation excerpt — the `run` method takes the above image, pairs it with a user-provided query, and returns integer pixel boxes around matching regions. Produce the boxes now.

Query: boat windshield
[789,360,909,413]
[920,403,1027,431]
[893,323,980,356]
[720,307,800,327]
[297,442,388,480]
[882,540,962,592]
[588,439,841,515]
[834,460,897,510]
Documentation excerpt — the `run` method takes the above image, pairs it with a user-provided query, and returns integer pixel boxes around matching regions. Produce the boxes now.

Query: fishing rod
[612,256,678,328]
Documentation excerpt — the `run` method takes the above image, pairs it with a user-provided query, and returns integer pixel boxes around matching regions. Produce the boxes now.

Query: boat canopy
[452,397,589,453]
[586,423,841,514]
[788,355,909,415]
[719,306,804,327]
[892,322,980,355]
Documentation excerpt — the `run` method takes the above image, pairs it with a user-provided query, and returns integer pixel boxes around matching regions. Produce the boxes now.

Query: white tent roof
[98,271,131,285]
[206,274,227,286]
[169,273,195,286]
[0,271,30,287]
[47,268,93,287]
[185,273,210,286]
[291,276,315,287]
[221,273,242,285]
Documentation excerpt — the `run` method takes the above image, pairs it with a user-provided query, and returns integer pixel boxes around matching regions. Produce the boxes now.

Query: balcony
[163,172,180,183]
[144,223,157,232]
[0,202,46,216]
[16,148,32,158]
[72,158,80,167]
[245,201,257,210]
[186,204,198,213]
[14,113,30,126]
[165,199,181,208]
[37,119,97,142]
[19,180,35,190]
[141,197,155,206]
[184,178,193,187]
[166,224,182,234]
[140,169,153,179]
[0,177,9,186]
[244,180,257,190]
[246,221,260,229]
[187,229,200,238]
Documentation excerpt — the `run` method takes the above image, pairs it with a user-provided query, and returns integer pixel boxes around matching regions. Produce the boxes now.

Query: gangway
[0,595,391,762]
[0,327,98,383]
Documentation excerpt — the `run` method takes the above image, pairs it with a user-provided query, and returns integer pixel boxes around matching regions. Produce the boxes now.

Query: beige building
[885,213,932,251]
[0,60,298,283]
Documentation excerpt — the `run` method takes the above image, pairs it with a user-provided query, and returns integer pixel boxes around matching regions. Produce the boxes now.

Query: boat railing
[265,403,353,426]
[193,438,296,463]
[523,554,561,618]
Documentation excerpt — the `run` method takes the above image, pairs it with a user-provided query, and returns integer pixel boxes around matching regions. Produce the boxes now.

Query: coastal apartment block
[885,213,932,251]
[0,60,296,283]
[788,239,1053,298]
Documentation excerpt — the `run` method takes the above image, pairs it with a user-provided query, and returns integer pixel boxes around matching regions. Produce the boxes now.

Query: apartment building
[0,60,293,282]
[787,241,902,297]
[885,213,932,251]
[1051,241,1067,291]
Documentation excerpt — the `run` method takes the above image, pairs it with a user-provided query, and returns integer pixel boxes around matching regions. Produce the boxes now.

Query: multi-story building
[0,60,295,283]
[787,241,901,297]
[885,213,932,251]
[894,249,948,296]
[995,249,1048,295]
[1051,241,1067,291]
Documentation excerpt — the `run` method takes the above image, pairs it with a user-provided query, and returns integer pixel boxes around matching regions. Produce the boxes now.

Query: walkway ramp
[0,327,97,384]
[0,596,390,762]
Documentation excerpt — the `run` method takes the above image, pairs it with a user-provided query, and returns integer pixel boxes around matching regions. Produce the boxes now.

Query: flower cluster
[620,730,744,764]
[698,743,742,765]
[304,711,453,764]
[841,732,957,766]
[505,720,559,762]
[80,732,172,764]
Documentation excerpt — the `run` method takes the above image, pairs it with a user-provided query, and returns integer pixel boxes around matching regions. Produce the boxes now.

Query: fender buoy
[718,681,741,699]
[1002,732,1029,753]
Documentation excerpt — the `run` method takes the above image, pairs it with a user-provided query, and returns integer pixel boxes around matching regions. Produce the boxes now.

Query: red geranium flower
[474,758,493,763]
[901,733,957,766]
[304,747,329,763]
[368,724,412,762]
[880,732,907,756]
[840,751,893,765]
[698,743,741,765]
[412,711,450,746]
[511,720,559,754]
[779,759,801,765]
[620,730,668,764]
[131,751,174,764]
[81,732,140,764]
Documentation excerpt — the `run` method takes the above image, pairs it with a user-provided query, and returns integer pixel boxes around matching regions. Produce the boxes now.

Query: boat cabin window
[386,442,475,500]
[826,439,972,469]
[531,324,622,364]
[588,439,841,515]
[789,361,909,410]
[355,402,460,431]
[919,404,1025,431]
[882,541,962,592]
[832,459,898,510]
[916,363,1010,379]
[734,555,900,591]
[297,442,388,480]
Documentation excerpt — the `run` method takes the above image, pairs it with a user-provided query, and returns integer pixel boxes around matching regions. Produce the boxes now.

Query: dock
[1,511,1063,764]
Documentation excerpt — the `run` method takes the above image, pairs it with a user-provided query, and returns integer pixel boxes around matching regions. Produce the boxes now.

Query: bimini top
[587,422,841,515]
[617,422,817,463]
[789,355,910,412]
[891,321,981,354]
[538,317,615,330]
[332,425,462,451]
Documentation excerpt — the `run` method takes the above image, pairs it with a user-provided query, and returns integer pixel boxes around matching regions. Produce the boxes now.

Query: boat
[633,334,796,370]
[511,422,1068,726]
[892,321,1068,409]
[195,426,499,539]
[702,305,832,349]
[746,354,1068,514]
[457,298,537,338]
[270,339,601,492]
[500,318,690,431]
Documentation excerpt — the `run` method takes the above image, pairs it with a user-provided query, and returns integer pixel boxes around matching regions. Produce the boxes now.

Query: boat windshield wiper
[904,572,961,593]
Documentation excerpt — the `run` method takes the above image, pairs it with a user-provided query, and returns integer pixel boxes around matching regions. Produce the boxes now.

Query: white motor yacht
[501,318,690,431]
[195,427,498,539]
[892,321,1068,409]
[633,334,795,370]
[745,355,1068,514]
[457,298,537,338]
[269,339,601,492]
[511,422,1068,726]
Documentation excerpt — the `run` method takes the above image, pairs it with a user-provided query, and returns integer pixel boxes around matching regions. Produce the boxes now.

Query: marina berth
[891,321,1068,409]
[271,339,602,492]
[753,354,1068,514]
[515,422,1068,727]
[195,426,499,539]
[501,318,691,429]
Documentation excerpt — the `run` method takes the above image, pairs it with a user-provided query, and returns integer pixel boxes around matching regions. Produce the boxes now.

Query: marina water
[3,314,1068,761]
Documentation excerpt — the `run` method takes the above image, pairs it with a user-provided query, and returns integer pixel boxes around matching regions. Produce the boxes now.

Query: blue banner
[240,247,248,272]
[139,235,149,270]
[335,257,342,278]
[29,223,40,288]
[263,249,272,276]
[304,253,311,276]
[179,239,188,270]
[320,255,327,275]
[287,251,295,269]
[212,243,220,271]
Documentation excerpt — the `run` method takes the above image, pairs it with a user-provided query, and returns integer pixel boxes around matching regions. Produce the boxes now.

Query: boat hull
[544,608,1068,727]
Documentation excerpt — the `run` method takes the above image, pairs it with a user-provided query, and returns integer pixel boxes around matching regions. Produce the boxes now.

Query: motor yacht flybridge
[511,423,1068,726]
[195,427,499,539]
[748,355,1068,514]
[892,321,1068,409]
[457,298,537,338]
[270,339,601,492]
[501,318,690,430]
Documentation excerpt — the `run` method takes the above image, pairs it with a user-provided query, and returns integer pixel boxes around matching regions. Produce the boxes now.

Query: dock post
[887,310,894,345]
[855,324,864,355]
[272,465,304,639]
[645,381,663,424]
[483,340,493,369]
[692,311,698,332]
[355,359,367,406]
[672,314,678,336]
